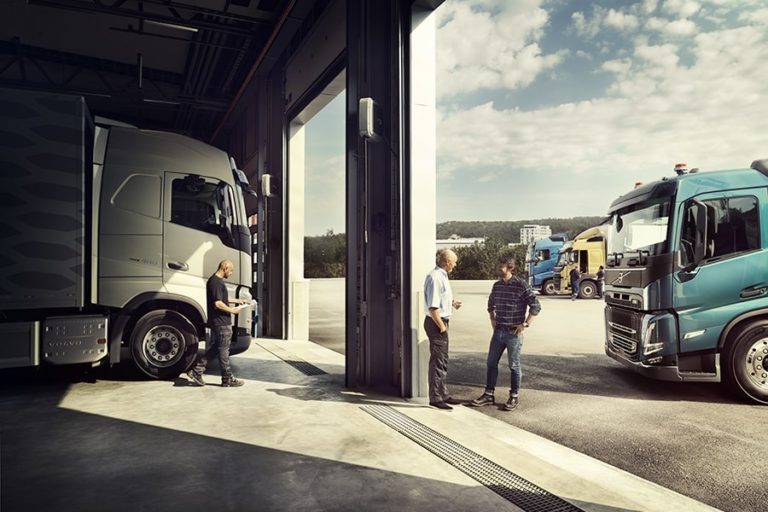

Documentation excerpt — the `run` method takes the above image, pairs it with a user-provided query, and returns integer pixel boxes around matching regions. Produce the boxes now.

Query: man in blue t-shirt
[187,259,248,387]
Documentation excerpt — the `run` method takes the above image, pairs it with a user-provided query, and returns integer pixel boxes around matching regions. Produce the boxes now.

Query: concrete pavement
[1,337,720,512]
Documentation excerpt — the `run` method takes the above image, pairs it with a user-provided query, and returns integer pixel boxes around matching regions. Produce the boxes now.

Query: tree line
[304,217,606,279]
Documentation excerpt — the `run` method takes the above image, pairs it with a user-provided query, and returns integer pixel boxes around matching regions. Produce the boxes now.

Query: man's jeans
[194,325,233,380]
[485,329,523,395]
[571,281,580,299]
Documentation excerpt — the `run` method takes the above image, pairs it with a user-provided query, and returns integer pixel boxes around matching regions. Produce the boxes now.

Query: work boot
[467,392,495,407]
[221,377,245,387]
[503,394,519,411]
[186,370,205,386]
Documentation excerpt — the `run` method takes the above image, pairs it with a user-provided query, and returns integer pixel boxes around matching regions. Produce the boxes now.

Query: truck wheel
[578,281,596,299]
[130,310,199,379]
[542,279,556,296]
[724,322,768,404]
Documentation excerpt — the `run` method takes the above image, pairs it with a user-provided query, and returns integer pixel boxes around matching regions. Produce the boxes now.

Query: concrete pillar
[287,121,309,341]
[408,6,438,399]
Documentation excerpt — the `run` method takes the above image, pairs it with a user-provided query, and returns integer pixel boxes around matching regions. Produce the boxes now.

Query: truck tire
[578,280,596,299]
[724,321,768,404]
[130,310,199,379]
[542,279,556,296]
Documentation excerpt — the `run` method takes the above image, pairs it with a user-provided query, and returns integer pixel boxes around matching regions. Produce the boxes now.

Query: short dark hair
[498,253,516,268]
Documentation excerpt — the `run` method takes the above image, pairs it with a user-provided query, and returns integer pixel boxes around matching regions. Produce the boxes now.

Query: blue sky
[304,0,768,235]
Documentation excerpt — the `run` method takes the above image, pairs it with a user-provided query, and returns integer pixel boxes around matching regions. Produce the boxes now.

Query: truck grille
[609,332,637,356]
[606,306,642,359]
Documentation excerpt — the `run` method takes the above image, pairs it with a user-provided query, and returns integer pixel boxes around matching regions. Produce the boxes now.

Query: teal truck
[604,159,768,404]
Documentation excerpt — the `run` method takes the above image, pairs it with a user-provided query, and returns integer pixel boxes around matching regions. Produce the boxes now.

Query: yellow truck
[552,226,606,299]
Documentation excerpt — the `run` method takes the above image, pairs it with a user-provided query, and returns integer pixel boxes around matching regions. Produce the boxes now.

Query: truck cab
[0,89,255,379]
[526,234,567,295]
[552,227,606,299]
[604,159,768,404]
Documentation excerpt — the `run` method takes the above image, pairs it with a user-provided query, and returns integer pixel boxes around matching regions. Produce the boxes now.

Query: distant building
[520,224,552,245]
[436,234,484,251]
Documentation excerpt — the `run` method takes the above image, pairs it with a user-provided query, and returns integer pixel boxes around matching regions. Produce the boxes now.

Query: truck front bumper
[605,343,684,381]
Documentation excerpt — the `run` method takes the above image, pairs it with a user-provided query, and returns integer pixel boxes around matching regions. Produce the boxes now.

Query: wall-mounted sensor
[261,174,278,197]
[359,97,383,141]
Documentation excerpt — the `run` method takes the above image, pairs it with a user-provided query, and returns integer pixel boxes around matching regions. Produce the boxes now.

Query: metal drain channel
[362,404,584,512]
[255,341,328,376]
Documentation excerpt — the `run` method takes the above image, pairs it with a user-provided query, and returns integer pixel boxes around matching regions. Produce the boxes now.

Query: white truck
[0,88,255,379]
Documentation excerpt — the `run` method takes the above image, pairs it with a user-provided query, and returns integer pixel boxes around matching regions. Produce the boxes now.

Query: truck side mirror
[680,199,709,271]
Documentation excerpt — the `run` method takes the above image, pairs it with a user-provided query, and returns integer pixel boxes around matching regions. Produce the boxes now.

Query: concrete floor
[0,339,719,512]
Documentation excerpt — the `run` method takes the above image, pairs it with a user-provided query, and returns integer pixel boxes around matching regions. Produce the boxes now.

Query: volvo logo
[612,271,631,285]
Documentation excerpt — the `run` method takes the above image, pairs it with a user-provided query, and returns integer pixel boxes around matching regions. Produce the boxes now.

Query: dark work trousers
[424,317,450,403]
[194,325,234,381]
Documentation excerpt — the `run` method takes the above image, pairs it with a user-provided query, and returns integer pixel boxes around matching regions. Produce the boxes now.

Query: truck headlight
[643,321,663,355]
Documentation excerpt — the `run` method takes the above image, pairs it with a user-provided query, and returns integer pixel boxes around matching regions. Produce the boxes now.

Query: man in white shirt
[423,249,462,409]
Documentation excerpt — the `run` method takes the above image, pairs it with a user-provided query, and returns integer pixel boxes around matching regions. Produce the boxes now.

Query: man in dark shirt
[187,259,247,387]
[569,267,581,300]
[468,254,541,411]
[595,265,605,299]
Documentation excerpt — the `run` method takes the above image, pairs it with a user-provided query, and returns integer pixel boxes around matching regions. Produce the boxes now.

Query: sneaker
[429,401,453,410]
[221,377,245,387]
[186,370,205,386]
[503,394,519,411]
[467,392,495,407]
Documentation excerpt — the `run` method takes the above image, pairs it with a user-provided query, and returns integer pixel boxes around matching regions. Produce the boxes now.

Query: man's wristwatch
[523,322,530,328]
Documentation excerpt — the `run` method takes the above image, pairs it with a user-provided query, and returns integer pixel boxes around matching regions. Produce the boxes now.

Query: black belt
[496,324,517,332]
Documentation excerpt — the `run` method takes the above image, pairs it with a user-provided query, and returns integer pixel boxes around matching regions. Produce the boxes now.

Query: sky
[304,0,768,235]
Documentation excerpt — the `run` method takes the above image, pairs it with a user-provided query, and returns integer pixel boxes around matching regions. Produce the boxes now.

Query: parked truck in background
[526,234,567,295]
[0,88,255,379]
[552,226,607,299]
[603,159,768,404]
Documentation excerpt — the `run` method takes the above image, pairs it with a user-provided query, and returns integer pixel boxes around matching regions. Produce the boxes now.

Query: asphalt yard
[309,278,768,512]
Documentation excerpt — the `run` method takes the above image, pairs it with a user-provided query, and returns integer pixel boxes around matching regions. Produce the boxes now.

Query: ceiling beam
[28,0,258,37]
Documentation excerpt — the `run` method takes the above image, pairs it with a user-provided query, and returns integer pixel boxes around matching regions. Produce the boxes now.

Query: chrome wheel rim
[744,337,768,390]
[142,325,184,368]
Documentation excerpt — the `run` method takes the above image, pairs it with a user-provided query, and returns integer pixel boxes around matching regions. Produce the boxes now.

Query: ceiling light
[145,20,199,33]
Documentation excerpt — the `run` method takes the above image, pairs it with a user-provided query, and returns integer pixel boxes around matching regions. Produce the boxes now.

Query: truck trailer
[604,159,768,404]
[0,88,255,379]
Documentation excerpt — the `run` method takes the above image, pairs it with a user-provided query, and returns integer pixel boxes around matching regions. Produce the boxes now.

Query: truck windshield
[608,199,671,256]
[555,250,570,266]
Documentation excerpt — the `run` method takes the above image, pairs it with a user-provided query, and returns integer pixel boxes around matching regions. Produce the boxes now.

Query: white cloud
[739,8,768,25]
[572,6,642,38]
[436,0,565,97]
[661,0,702,19]
[438,23,768,186]
[646,16,697,36]
[605,9,640,31]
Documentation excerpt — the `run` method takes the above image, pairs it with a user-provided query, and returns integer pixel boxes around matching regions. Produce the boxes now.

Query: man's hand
[514,324,525,336]
[452,299,463,310]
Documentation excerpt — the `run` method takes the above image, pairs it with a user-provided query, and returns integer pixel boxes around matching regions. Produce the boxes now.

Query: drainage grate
[283,359,327,376]
[362,404,584,512]
[255,341,328,376]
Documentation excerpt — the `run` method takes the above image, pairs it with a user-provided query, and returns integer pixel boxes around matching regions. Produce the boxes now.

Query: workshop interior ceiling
[0,0,321,141]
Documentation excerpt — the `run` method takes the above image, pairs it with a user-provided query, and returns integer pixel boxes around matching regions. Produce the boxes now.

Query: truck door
[579,250,589,274]
[163,173,241,316]
[675,190,767,353]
